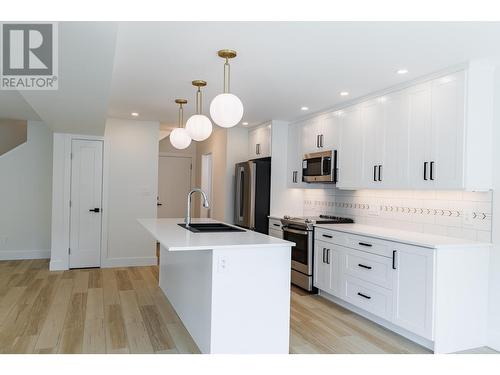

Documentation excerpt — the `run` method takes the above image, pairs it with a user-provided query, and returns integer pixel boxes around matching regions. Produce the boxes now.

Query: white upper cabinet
[287,122,306,188]
[337,106,363,189]
[301,118,323,154]
[361,99,385,188]
[383,91,410,188]
[248,123,272,159]
[429,72,465,189]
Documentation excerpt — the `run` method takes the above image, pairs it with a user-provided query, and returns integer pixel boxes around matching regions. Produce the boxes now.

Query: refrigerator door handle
[236,166,245,223]
[249,162,256,230]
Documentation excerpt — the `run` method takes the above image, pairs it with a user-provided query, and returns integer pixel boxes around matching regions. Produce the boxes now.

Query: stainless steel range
[281,214,354,291]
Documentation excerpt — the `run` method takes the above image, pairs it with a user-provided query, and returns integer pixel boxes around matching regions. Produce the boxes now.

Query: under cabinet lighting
[397,69,408,75]
[301,106,309,111]
[340,91,349,97]
[131,112,139,117]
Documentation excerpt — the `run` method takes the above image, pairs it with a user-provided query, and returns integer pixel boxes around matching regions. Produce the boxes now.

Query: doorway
[69,139,103,268]
[157,156,193,218]
[200,153,213,218]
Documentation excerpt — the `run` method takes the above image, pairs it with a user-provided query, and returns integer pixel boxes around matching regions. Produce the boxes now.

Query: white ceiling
[2,22,500,134]
[109,22,500,127]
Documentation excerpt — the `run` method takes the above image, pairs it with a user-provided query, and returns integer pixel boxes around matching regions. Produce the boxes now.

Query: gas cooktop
[281,214,354,230]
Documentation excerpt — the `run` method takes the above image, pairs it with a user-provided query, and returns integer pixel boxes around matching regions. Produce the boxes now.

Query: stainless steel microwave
[302,150,337,183]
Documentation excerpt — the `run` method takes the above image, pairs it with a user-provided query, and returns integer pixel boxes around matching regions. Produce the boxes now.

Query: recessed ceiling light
[242,122,249,126]
[131,112,139,117]
[397,69,408,75]
[301,106,309,111]
[340,91,349,97]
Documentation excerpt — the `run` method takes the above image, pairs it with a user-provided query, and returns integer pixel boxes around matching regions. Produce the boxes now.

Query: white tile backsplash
[302,188,492,242]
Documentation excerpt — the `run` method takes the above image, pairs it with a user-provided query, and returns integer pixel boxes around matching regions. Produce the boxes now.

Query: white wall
[0,121,53,260]
[103,119,159,267]
[489,66,500,351]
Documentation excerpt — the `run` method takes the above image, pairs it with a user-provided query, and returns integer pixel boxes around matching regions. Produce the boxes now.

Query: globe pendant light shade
[169,127,192,149]
[186,114,213,141]
[185,80,213,141]
[210,49,244,128]
[170,98,192,150]
[210,93,244,128]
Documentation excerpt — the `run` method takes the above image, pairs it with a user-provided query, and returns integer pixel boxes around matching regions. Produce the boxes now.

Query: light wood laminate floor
[0,260,496,354]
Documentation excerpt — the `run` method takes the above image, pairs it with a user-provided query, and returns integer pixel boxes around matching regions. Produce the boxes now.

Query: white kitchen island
[139,218,294,354]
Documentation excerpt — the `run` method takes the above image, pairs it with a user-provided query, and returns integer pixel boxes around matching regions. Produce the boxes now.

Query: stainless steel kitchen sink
[178,223,246,233]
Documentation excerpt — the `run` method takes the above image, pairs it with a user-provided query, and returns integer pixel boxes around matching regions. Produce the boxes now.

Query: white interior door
[157,156,192,218]
[69,139,103,269]
[200,153,213,218]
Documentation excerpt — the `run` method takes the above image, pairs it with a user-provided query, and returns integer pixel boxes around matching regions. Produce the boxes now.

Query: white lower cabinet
[313,227,489,353]
[313,240,340,296]
[392,244,435,340]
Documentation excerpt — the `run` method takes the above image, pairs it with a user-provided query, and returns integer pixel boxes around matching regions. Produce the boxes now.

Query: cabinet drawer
[268,228,283,239]
[268,218,283,230]
[343,248,394,290]
[315,228,393,258]
[343,276,393,321]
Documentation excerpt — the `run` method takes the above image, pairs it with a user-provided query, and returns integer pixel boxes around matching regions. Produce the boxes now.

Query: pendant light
[169,99,192,150]
[185,80,213,141]
[209,49,244,128]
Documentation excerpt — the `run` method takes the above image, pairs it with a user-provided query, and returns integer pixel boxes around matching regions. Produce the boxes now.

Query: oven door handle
[282,227,310,236]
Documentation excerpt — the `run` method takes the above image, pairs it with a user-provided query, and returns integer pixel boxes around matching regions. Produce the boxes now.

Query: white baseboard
[49,259,68,271]
[101,256,157,268]
[0,249,50,260]
[488,332,500,352]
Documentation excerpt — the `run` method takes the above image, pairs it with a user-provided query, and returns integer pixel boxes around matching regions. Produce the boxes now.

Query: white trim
[0,250,50,260]
[101,257,157,268]
[318,290,434,351]
[49,259,68,271]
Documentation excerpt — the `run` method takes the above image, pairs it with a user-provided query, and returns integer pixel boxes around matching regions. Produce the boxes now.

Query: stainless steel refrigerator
[234,158,271,234]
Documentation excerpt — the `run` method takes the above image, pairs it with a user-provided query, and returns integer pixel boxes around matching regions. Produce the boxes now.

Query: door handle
[157,203,163,206]
[316,135,320,148]
[392,250,397,270]
[378,165,382,181]
[358,264,372,270]
[326,248,330,264]
[322,248,326,263]
[358,242,372,247]
[357,292,371,300]
[320,134,324,148]
[89,208,100,213]
[424,162,428,181]
[430,161,435,181]
[373,165,377,182]
[322,234,333,239]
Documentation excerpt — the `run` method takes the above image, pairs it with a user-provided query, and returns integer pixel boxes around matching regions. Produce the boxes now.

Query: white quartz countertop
[314,223,491,249]
[139,218,294,251]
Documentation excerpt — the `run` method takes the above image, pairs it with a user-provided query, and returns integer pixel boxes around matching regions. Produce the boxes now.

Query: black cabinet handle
[424,162,428,180]
[358,242,372,247]
[89,208,100,213]
[326,249,330,264]
[316,135,320,148]
[378,165,382,181]
[358,264,372,270]
[392,250,397,270]
[373,165,377,182]
[322,248,326,263]
[357,292,371,300]
[157,203,163,206]
[322,234,333,239]
[320,134,324,148]
[273,223,280,227]
[430,161,434,181]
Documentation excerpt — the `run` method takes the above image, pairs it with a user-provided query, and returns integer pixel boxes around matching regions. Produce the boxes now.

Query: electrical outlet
[217,256,227,273]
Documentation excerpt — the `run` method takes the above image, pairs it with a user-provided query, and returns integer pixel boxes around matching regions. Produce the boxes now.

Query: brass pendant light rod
[218,49,237,93]
[175,99,187,128]
[192,80,207,114]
